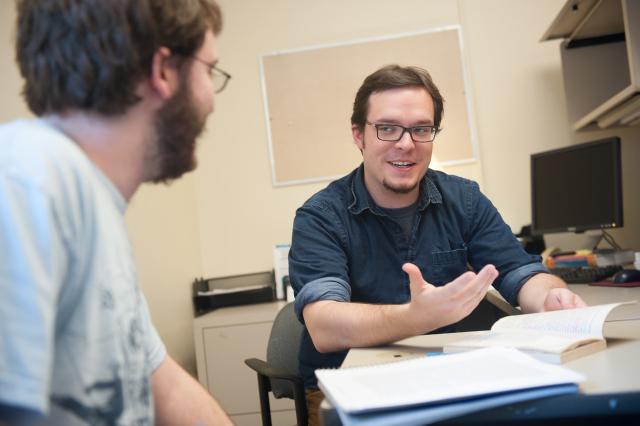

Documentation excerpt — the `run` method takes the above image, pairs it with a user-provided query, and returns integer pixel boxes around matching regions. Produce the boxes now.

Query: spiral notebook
[316,346,584,426]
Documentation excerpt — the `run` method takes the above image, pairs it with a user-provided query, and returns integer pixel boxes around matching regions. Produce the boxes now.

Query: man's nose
[394,130,415,149]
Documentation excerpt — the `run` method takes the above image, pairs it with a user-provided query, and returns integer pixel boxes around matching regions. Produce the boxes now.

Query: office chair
[245,302,308,426]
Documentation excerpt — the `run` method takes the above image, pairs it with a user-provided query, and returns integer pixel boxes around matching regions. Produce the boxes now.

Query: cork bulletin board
[261,26,477,186]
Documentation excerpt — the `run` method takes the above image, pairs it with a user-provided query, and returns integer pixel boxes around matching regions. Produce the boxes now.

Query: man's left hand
[543,287,587,311]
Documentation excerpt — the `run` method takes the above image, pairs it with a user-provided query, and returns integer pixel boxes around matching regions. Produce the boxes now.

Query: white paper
[286,285,295,302]
[273,243,290,300]
[316,347,584,414]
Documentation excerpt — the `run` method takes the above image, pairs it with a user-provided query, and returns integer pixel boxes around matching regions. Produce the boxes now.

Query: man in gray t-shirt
[0,1,232,425]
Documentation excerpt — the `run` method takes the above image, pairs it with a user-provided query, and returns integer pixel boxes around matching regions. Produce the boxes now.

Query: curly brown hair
[15,0,222,116]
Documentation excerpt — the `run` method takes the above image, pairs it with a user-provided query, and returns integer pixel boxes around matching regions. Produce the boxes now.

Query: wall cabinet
[194,302,296,426]
[542,0,640,130]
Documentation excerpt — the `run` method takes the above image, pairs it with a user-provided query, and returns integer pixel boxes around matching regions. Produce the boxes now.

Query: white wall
[1,0,638,375]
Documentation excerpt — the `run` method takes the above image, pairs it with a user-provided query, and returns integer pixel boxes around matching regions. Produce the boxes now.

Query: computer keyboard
[549,265,623,284]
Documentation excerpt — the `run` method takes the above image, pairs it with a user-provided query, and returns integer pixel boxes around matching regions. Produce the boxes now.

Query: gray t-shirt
[0,119,166,425]
[379,202,419,242]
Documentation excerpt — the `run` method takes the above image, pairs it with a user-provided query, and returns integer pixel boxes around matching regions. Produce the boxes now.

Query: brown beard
[149,74,207,183]
[383,179,418,194]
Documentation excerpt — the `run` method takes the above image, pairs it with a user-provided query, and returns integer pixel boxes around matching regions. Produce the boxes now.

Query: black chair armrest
[244,358,303,383]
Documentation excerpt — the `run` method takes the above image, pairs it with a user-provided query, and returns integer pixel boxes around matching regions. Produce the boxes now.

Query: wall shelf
[542,0,640,130]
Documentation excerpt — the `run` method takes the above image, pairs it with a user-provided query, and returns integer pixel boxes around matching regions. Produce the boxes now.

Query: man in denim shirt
[288,65,586,424]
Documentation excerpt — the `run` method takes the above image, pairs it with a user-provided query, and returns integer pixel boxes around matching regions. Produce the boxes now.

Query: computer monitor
[531,137,623,235]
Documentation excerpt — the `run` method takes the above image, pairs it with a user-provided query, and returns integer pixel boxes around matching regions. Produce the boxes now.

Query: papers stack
[316,347,584,426]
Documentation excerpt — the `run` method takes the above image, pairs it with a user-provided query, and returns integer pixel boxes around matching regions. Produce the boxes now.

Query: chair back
[266,302,304,398]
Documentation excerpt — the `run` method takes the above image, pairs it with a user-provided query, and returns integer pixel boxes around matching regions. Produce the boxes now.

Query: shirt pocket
[431,247,469,284]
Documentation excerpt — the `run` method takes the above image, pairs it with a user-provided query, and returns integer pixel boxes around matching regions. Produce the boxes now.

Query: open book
[444,302,639,364]
[316,346,584,426]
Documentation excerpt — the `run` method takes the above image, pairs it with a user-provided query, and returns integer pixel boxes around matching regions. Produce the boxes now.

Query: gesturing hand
[401,263,499,334]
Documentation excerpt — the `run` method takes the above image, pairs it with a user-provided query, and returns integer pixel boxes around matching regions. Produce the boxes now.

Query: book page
[606,301,640,321]
[316,347,584,413]
[491,303,632,339]
[446,330,594,353]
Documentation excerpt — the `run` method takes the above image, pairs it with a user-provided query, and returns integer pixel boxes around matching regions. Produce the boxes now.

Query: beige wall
[0,2,29,120]
[125,180,202,374]
[458,0,640,252]
[1,0,639,375]
[196,0,482,282]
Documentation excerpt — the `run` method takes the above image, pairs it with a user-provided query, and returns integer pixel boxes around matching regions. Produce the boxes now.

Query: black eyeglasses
[190,56,232,93]
[366,121,439,143]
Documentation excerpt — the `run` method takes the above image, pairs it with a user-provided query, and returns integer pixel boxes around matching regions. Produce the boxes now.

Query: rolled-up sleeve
[500,262,549,305]
[294,277,351,323]
[289,200,352,322]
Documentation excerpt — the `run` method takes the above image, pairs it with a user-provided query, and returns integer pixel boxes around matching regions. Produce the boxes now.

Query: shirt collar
[348,164,442,215]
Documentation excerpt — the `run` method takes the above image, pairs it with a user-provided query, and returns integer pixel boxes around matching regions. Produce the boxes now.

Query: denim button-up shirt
[289,164,547,388]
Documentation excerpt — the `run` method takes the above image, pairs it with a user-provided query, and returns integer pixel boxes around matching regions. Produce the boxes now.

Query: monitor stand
[590,229,623,253]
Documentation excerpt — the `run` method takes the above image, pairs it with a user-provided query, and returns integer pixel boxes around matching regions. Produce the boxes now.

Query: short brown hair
[15,0,222,116]
[351,65,444,131]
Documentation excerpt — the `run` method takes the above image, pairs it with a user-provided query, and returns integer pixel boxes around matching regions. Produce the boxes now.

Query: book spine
[547,254,596,268]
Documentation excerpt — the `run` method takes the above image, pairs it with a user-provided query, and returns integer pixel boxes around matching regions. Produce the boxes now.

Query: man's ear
[149,47,180,100]
[352,124,364,152]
